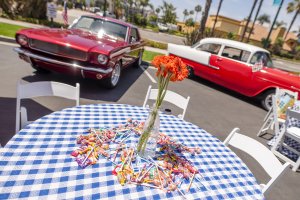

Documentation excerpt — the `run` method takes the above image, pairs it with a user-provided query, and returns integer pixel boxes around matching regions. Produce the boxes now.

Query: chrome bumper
[13,47,113,74]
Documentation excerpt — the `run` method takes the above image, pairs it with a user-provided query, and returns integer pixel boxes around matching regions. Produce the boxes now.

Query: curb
[0,35,15,43]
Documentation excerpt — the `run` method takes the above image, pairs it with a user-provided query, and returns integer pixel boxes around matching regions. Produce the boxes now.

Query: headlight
[97,54,108,65]
[17,35,28,46]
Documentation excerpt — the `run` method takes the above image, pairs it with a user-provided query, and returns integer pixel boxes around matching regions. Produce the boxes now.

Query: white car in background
[157,23,168,32]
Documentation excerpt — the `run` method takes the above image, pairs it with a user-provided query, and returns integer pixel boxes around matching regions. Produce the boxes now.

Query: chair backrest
[224,128,290,194]
[16,81,80,133]
[285,108,300,127]
[275,88,298,120]
[142,85,190,119]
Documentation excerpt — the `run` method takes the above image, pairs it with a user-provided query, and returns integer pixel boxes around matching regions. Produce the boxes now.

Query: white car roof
[199,38,270,54]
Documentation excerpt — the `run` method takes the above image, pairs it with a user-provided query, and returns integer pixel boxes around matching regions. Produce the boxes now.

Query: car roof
[200,38,270,54]
[81,15,137,28]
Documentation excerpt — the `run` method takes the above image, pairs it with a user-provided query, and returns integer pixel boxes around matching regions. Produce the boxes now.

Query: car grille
[29,39,87,61]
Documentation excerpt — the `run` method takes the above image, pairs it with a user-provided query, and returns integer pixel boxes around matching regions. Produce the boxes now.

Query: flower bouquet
[136,55,188,158]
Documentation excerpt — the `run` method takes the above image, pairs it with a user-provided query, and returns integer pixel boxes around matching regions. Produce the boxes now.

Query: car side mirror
[252,61,263,72]
[130,36,137,43]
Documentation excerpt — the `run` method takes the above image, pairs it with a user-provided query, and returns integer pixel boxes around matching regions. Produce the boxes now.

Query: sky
[150,0,300,32]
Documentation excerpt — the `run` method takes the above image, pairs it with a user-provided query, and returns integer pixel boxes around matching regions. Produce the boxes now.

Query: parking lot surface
[0,43,299,200]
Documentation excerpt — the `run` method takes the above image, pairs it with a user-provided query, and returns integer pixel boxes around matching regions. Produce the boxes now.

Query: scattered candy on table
[70,118,203,196]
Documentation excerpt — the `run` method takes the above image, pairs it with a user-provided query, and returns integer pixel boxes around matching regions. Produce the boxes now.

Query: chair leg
[292,157,300,172]
[257,117,273,137]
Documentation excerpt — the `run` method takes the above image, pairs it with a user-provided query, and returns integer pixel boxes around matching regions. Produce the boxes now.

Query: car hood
[261,67,300,90]
[18,28,127,55]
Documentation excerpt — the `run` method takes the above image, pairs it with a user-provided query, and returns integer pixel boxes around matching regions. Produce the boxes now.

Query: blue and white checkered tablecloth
[0,104,263,200]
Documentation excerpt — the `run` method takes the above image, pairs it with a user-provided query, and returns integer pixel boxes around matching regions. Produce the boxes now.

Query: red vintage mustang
[168,38,300,110]
[14,15,145,88]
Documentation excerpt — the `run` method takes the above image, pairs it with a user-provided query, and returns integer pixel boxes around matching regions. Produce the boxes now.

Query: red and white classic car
[14,15,145,88]
[168,38,300,110]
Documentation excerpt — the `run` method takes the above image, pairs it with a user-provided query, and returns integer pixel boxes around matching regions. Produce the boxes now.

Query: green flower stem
[137,72,172,154]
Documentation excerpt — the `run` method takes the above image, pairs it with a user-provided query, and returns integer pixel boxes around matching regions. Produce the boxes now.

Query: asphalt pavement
[0,42,299,200]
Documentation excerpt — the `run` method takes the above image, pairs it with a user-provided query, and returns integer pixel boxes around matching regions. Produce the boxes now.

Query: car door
[213,46,254,95]
[127,27,143,64]
[193,43,222,82]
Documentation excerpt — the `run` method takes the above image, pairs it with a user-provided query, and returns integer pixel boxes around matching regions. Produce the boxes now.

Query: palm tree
[247,0,264,43]
[257,14,270,25]
[240,0,258,42]
[140,0,150,15]
[183,9,189,22]
[194,5,202,22]
[160,1,177,24]
[189,10,194,16]
[211,0,223,35]
[284,0,300,40]
[264,0,285,48]
[197,0,212,42]
[274,20,287,29]
[155,8,160,15]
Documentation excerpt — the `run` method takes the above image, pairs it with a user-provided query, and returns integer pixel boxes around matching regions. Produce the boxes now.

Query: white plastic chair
[224,128,290,195]
[143,85,190,119]
[257,88,298,137]
[16,81,80,133]
[272,108,300,172]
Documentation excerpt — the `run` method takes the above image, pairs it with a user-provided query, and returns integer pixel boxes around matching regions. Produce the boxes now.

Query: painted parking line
[139,65,157,83]
[0,41,18,47]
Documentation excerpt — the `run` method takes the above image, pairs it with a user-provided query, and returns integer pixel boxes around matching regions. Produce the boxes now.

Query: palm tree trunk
[211,0,223,36]
[284,8,299,40]
[196,0,212,43]
[247,0,264,43]
[265,0,285,48]
[240,0,258,42]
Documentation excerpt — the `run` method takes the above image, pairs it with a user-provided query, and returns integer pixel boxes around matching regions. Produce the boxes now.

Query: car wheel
[260,90,275,111]
[103,62,121,89]
[187,65,194,78]
[134,51,143,68]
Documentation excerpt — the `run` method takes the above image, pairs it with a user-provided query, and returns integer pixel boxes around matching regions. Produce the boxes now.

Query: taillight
[17,35,28,46]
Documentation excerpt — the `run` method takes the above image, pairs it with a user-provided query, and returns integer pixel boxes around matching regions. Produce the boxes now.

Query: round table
[0,104,263,199]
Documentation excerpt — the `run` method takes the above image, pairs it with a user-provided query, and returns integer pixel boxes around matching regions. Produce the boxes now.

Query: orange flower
[151,55,188,82]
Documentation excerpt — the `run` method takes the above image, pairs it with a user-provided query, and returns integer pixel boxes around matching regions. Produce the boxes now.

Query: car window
[250,52,273,68]
[221,46,250,63]
[71,16,127,41]
[196,43,221,55]
[73,17,94,30]
[129,28,139,43]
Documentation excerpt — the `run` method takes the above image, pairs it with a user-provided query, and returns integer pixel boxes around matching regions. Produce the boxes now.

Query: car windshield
[71,16,127,41]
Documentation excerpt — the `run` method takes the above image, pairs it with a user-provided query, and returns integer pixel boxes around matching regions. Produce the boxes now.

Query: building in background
[177,15,299,52]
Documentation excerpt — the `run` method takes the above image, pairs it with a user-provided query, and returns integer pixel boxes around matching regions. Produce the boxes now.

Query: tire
[134,51,143,68]
[260,90,275,111]
[102,62,121,89]
[187,65,194,78]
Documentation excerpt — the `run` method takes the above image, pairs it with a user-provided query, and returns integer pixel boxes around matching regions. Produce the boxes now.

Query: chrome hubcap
[265,94,273,110]
[111,63,120,86]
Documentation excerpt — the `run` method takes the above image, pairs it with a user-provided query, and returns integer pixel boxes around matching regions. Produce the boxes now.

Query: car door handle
[217,58,222,61]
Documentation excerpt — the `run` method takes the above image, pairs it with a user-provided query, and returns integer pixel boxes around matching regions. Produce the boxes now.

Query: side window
[250,52,273,67]
[129,28,139,43]
[196,43,221,55]
[221,46,250,63]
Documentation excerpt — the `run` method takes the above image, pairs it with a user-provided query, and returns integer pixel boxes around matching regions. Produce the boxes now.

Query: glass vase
[137,106,160,158]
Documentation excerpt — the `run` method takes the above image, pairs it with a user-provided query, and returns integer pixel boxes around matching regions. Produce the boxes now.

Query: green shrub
[143,39,167,50]
[280,52,294,59]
